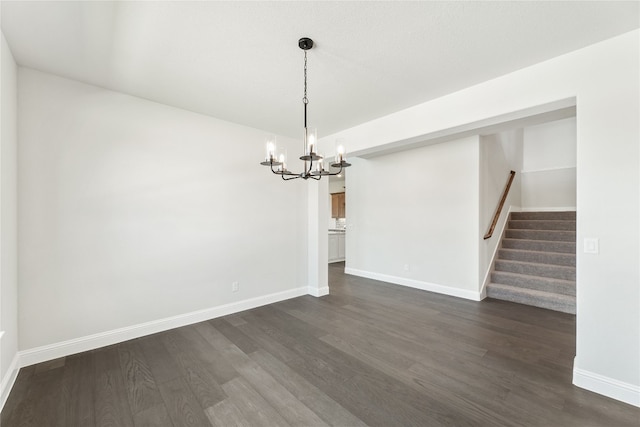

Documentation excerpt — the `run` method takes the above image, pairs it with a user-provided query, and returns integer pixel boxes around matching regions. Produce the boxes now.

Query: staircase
[487,211,576,314]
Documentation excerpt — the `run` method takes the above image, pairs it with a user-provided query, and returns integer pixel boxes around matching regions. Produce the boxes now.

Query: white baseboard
[344,268,481,301]
[19,286,308,368]
[573,366,640,407]
[0,353,20,412]
[308,286,330,297]
[520,206,576,212]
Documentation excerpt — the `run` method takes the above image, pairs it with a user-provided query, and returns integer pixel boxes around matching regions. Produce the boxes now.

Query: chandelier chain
[303,50,308,105]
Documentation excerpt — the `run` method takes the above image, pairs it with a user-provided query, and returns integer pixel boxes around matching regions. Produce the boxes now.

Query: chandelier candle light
[260,37,351,180]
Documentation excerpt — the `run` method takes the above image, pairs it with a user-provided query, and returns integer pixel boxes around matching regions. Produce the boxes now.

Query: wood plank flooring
[2,262,639,426]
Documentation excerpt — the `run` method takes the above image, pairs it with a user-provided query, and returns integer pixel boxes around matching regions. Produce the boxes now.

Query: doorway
[328,174,346,266]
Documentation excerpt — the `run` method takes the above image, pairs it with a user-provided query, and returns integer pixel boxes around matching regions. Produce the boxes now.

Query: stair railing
[484,170,516,240]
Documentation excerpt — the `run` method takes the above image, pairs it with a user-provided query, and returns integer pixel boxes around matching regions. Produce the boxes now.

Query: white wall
[327,30,640,405]
[479,129,523,287]
[522,117,576,209]
[0,32,19,407]
[329,179,345,194]
[18,68,308,353]
[307,177,328,296]
[523,117,576,170]
[345,136,481,300]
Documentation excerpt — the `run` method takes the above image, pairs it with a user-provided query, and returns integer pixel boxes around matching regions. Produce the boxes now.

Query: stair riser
[501,239,575,254]
[508,220,576,231]
[494,260,575,281]
[487,287,576,314]
[498,249,575,267]
[505,229,575,242]
[511,211,576,221]
[490,210,577,314]
[491,272,575,296]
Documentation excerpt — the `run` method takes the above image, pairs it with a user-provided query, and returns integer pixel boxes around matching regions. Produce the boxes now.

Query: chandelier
[260,37,351,180]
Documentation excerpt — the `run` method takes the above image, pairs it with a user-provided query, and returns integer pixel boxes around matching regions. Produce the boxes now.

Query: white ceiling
[2,1,638,138]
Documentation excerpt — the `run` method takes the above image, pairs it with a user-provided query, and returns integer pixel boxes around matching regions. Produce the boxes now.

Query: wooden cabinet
[331,192,346,218]
[328,233,346,263]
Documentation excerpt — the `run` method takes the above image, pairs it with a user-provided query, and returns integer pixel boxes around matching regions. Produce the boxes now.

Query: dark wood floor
[2,263,639,426]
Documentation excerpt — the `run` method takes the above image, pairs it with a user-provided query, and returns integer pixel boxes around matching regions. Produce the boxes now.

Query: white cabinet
[329,234,339,261]
[328,233,345,263]
[338,234,345,259]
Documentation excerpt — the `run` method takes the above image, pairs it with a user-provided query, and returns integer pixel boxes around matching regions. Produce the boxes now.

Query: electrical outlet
[232,281,239,292]
[403,264,410,272]
[584,238,599,254]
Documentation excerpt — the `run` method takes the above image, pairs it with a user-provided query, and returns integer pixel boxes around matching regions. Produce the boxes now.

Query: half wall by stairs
[487,211,576,314]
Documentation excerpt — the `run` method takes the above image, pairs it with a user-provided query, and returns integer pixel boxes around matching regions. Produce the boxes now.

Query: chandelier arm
[271,167,294,178]
[270,162,288,176]
[281,174,300,181]
[329,163,343,175]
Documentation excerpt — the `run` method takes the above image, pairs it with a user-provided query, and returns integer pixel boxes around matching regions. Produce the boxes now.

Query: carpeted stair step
[501,238,575,254]
[486,210,576,314]
[490,271,575,296]
[487,283,576,314]
[498,248,575,267]
[508,220,576,231]
[494,259,575,281]
[511,211,576,221]
[505,229,576,242]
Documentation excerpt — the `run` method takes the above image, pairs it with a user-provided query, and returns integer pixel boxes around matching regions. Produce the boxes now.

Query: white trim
[0,353,20,412]
[19,286,308,368]
[520,165,576,174]
[308,286,330,297]
[349,98,576,159]
[520,206,577,212]
[573,366,640,407]
[344,268,481,301]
